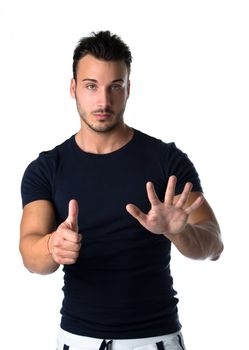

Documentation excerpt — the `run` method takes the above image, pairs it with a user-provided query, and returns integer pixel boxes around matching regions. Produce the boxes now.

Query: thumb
[66,199,79,232]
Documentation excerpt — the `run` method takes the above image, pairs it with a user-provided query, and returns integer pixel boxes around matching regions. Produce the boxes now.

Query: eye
[111,84,123,91]
[86,84,97,90]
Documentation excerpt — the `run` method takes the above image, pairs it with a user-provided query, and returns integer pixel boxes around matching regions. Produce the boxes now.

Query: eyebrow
[81,78,125,83]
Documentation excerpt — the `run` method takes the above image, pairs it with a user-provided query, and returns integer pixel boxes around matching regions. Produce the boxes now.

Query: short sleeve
[165,143,203,195]
[21,152,55,207]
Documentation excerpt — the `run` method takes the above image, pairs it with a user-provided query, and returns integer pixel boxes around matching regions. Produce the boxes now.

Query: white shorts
[56,328,186,350]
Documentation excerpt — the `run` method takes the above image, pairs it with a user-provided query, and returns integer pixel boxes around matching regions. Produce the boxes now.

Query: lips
[94,113,112,120]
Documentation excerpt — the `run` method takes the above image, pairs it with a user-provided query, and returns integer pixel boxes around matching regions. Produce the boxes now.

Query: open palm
[126,175,204,236]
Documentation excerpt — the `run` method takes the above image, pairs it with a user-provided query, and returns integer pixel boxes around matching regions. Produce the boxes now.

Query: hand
[126,175,204,236]
[48,199,82,265]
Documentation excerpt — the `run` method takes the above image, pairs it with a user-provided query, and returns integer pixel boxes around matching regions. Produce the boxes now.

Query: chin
[90,118,123,133]
[88,122,117,133]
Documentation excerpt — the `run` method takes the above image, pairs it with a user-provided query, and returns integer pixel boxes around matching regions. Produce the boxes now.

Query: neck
[75,123,134,154]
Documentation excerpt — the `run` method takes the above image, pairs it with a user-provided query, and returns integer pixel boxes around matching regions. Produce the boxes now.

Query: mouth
[93,113,112,121]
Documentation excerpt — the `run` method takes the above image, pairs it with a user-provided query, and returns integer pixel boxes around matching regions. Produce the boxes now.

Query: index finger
[146,182,161,206]
[58,225,81,243]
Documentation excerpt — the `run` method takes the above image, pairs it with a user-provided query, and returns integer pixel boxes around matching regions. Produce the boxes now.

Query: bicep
[20,200,56,242]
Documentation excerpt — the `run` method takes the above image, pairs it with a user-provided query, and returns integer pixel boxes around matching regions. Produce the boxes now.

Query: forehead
[76,54,128,81]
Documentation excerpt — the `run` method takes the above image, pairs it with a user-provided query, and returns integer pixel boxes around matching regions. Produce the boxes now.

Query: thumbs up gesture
[48,200,82,265]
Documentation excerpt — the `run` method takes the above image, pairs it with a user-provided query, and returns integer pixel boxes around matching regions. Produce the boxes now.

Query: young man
[20,31,223,350]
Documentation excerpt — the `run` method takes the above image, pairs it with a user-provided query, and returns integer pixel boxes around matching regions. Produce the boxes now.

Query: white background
[0,0,248,349]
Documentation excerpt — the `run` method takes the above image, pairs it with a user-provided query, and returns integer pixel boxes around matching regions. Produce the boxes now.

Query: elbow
[19,245,36,274]
[19,241,58,275]
[19,241,29,269]
[19,241,32,272]
[21,257,59,275]
[210,240,224,261]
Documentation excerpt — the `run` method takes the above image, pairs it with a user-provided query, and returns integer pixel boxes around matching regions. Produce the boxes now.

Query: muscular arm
[20,199,81,275]
[167,192,223,260]
[19,200,59,275]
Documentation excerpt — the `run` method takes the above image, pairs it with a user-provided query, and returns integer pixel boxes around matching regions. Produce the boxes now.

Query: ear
[127,80,131,98]
[70,78,76,98]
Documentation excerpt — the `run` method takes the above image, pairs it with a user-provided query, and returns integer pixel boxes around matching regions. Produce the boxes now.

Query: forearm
[165,221,224,260]
[19,233,60,275]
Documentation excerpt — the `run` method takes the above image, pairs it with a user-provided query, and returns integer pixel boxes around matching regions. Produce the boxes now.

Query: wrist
[46,232,60,268]
[46,232,54,255]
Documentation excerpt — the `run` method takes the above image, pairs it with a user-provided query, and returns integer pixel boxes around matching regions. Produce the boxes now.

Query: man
[20,31,223,350]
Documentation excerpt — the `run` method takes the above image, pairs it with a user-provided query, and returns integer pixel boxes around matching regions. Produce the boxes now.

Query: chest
[53,152,167,231]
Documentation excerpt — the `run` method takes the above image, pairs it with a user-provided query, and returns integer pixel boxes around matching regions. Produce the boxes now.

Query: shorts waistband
[57,328,183,350]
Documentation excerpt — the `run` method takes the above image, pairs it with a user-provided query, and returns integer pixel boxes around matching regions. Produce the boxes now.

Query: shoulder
[21,136,74,207]
[40,135,74,159]
[134,129,181,156]
[21,136,74,188]
[134,129,202,191]
[27,135,74,170]
[134,129,173,147]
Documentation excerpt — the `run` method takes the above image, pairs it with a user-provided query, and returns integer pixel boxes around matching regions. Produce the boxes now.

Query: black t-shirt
[21,129,202,339]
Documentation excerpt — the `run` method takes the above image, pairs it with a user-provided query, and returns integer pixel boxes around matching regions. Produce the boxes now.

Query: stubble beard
[77,105,126,134]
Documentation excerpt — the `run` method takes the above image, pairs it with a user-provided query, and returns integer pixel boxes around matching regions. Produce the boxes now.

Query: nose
[96,88,111,109]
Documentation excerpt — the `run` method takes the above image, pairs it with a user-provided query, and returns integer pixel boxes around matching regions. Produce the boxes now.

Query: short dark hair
[73,31,132,79]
